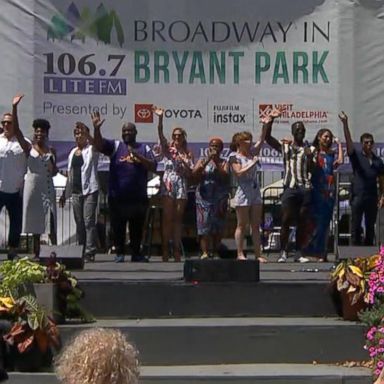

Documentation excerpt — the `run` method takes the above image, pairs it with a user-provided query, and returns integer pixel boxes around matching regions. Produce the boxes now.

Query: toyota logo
[137,108,151,119]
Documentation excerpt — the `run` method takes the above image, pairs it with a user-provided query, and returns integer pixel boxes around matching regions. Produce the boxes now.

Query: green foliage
[359,304,384,328]
[0,258,94,323]
[0,258,46,296]
[21,295,47,331]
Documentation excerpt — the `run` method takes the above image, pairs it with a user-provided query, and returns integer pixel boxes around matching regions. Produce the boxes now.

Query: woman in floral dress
[154,106,194,262]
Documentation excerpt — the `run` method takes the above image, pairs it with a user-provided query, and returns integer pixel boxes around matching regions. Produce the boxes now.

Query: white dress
[22,147,57,235]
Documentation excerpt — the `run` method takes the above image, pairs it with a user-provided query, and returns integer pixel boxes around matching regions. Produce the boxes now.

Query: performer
[264,111,314,263]
[92,112,156,262]
[340,111,384,245]
[306,128,343,261]
[12,94,58,259]
[193,137,230,259]
[60,122,99,262]
[229,123,267,262]
[153,106,194,262]
[0,104,28,260]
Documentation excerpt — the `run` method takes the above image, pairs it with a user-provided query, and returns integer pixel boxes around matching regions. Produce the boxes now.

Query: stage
[1,253,372,384]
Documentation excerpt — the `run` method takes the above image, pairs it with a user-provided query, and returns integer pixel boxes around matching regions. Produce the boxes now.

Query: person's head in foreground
[55,328,139,384]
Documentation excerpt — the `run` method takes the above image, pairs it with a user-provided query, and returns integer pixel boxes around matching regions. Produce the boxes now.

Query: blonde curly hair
[55,328,140,384]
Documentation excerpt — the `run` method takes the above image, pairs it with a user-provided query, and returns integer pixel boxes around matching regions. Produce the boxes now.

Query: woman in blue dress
[193,137,230,259]
[307,128,343,261]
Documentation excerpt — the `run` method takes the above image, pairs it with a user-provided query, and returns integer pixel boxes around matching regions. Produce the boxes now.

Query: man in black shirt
[340,111,384,245]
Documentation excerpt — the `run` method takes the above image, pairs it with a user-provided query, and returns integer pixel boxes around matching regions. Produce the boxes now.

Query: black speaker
[184,259,260,282]
[39,245,84,269]
[337,245,379,260]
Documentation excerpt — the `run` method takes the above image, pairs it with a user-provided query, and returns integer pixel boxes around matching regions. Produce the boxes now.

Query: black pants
[109,197,148,256]
[351,195,378,245]
[0,191,22,248]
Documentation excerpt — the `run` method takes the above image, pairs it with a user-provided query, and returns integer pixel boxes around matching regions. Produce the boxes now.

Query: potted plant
[330,253,380,320]
[0,295,61,371]
[0,256,93,323]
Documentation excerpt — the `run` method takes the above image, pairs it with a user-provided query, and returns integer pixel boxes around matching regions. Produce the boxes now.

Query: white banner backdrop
[1,0,384,163]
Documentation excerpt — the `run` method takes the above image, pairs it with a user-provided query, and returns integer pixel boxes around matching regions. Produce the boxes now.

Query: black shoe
[131,255,149,263]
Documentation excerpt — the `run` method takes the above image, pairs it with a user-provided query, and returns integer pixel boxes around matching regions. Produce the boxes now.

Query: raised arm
[263,109,282,153]
[153,106,168,152]
[333,136,344,168]
[254,119,269,155]
[339,111,353,155]
[12,94,31,155]
[91,111,105,152]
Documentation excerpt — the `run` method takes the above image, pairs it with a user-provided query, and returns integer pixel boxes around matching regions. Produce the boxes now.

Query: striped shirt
[282,142,313,189]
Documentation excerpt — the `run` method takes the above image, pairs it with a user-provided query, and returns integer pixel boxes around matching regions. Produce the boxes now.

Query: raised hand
[334,136,340,144]
[338,111,348,124]
[12,94,24,107]
[152,105,164,117]
[91,111,105,129]
[260,115,272,124]
[269,108,282,119]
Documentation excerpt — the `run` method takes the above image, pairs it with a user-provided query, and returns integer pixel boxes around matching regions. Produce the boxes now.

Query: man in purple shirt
[92,112,156,262]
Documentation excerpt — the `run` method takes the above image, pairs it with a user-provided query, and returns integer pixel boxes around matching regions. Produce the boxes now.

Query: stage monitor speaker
[337,245,379,260]
[39,245,84,270]
[184,259,260,282]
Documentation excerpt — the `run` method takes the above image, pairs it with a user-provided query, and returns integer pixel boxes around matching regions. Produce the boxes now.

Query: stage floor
[0,253,336,282]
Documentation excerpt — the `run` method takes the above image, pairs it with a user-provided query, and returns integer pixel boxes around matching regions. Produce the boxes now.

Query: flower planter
[33,283,63,323]
[340,290,367,321]
[10,342,52,372]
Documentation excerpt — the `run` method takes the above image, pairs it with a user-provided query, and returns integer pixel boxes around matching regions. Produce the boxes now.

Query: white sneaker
[277,251,288,263]
[294,250,310,263]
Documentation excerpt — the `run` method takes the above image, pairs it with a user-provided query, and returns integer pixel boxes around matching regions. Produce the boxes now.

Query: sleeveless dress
[195,159,229,235]
[22,147,57,235]
[231,153,261,206]
[161,148,193,200]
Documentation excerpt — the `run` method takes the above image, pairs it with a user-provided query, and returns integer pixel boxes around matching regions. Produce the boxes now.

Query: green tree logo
[47,2,124,47]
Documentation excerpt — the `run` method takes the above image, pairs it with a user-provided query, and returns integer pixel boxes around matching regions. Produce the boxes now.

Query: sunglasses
[363,140,374,145]
[173,133,183,137]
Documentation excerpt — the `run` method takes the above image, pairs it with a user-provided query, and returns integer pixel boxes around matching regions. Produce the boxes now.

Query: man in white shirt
[0,112,27,259]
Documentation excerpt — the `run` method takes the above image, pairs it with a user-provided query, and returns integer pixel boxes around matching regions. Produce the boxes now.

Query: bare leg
[173,199,187,262]
[250,204,265,262]
[235,206,250,260]
[161,196,174,261]
[200,235,209,255]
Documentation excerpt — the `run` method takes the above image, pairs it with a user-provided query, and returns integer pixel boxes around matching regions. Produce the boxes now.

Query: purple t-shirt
[102,139,154,201]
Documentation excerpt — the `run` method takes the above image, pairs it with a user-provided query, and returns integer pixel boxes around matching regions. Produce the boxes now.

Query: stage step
[58,318,367,365]
[79,280,337,318]
[8,364,371,384]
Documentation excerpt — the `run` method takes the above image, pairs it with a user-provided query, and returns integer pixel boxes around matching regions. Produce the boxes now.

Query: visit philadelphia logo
[47,2,125,46]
